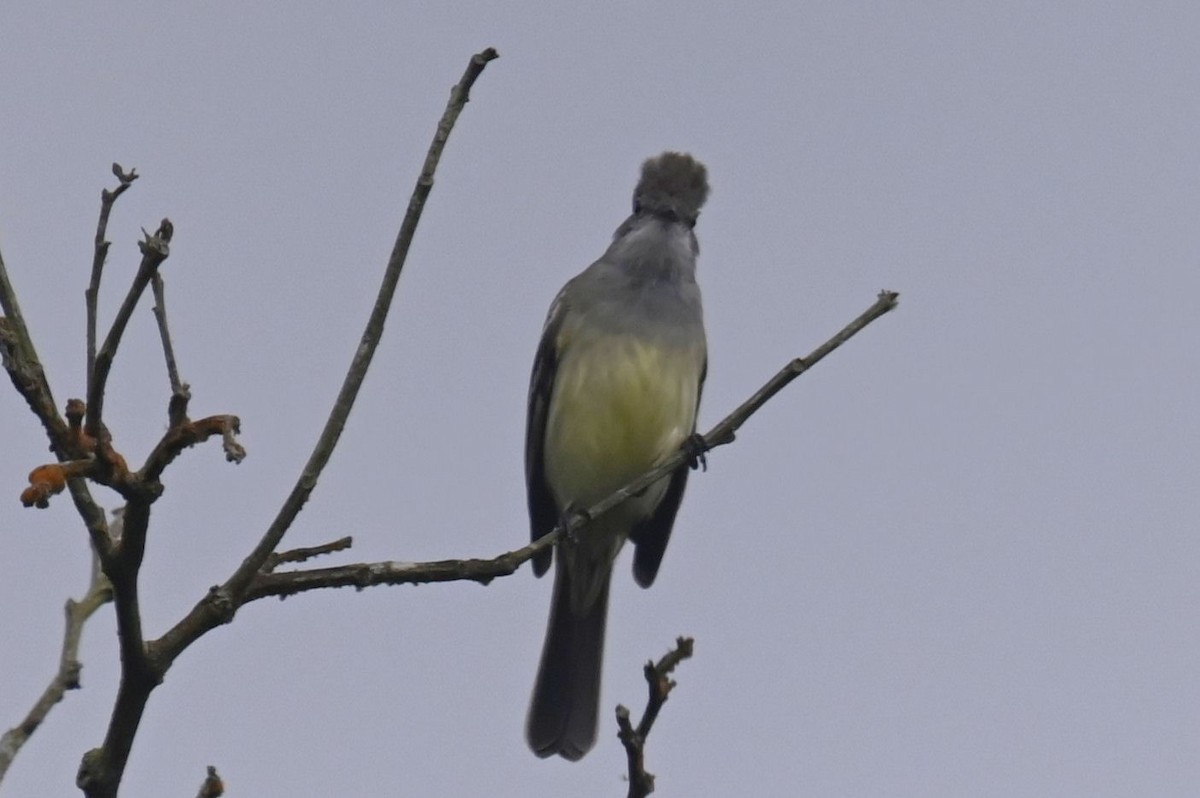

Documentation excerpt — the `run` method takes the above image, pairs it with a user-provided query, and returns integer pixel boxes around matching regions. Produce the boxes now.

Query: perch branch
[223,290,899,603]
[560,290,900,536]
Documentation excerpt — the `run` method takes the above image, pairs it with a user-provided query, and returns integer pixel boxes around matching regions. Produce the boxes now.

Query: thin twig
[86,218,173,440]
[218,47,500,604]
[262,537,355,573]
[78,50,499,798]
[150,271,185,397]
[634,637,693,739]
[86,164,139,389]
[223,291,899,603]
[580,290,901,527]
[616,637,695,798]
[0,545,113,785]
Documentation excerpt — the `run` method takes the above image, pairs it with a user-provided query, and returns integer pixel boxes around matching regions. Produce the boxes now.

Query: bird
[524,151,709,760]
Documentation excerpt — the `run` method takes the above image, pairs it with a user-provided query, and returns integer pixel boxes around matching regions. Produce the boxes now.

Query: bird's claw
[683,432,709,471]
[560,504,592,545]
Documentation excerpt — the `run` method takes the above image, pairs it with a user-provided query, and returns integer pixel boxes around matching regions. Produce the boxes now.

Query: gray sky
[2,3,1198,796]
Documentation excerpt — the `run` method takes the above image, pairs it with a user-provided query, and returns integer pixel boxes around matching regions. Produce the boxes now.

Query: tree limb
[0,546,113,785]
[1,252,113,559]
[0,264,69,449]
[218,46,500,603]
[85,218,173,440]
[617,637,695,798]
[0,242,46,375]
[262,536,354,573]
[140,414,244,482]
[2,42,895,795]
[156,48,501,657]
[149,271,186,399]
[223,290,900,603]
[86,164,139,386]
[74,48,500,798]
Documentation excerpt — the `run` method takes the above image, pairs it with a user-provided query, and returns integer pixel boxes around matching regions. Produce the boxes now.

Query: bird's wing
[631,357,707,587]
[526,286,571,577]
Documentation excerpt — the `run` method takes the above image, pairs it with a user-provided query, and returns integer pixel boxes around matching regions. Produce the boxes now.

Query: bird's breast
[543,333,701,511]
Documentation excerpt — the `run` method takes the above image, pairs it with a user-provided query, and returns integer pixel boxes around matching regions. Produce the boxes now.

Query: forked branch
[86,218,173,439]
[0,546,113,782]
[86,164,139,385]
[217,46,501,603]
[74,48,501,798]
[617,637,695,798]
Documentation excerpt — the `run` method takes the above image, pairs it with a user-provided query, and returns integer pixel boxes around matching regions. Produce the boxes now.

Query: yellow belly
[543,333,700,511]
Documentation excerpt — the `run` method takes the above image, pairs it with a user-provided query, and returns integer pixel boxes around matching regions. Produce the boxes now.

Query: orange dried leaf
[21,463,67,508]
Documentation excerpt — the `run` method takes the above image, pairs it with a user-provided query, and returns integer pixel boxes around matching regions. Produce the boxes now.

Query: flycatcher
[525,152,709,760]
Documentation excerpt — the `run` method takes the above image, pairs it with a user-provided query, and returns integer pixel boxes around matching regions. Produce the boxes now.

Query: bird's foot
[683,432,711,471]
[559,504,592,546]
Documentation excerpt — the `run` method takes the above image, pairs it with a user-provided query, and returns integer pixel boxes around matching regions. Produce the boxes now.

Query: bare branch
[140,414,244,482]
[107,501,155,674]
[2,246,115,556]
[222,290,899,604]
[6,45,887,796]
[0,318,70,449]
[86,164,139,385]
[262,536,354,573]
[616,637,695,798]
[0,243,45,372]
[77,499,161,798]
[86,218,174,440]
[554,290,900,547]
[0,254,70,451]
[76,50,500,798]
[218,47,500,601]
[246,552,528,601]
[634,637,693,740]
[0,547,113,785]
[149,271,186,397]
[704,289,900,445]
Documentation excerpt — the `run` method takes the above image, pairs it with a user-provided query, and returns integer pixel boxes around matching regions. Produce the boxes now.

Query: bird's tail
[526,562,611,761]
